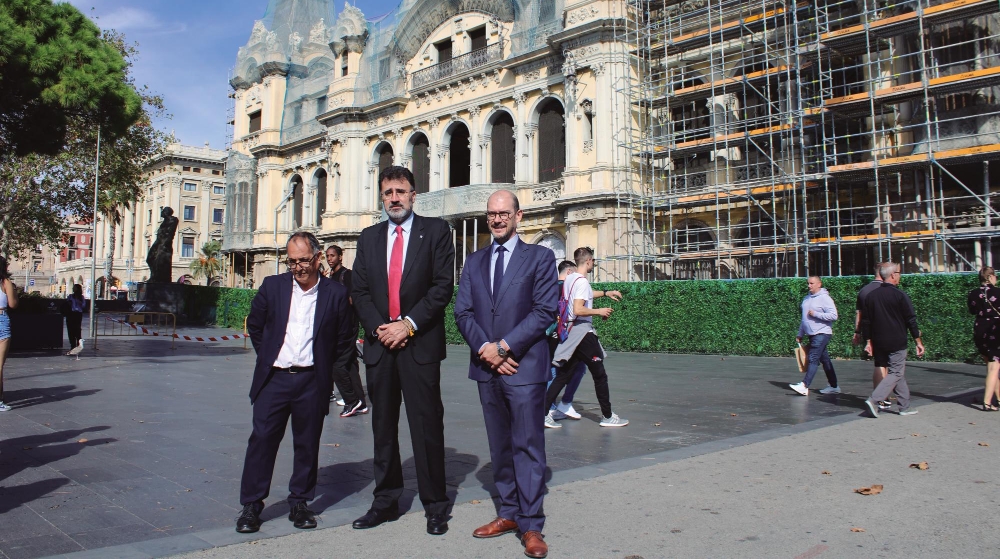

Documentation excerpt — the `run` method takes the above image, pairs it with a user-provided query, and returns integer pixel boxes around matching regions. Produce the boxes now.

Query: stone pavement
[0,327,991,558]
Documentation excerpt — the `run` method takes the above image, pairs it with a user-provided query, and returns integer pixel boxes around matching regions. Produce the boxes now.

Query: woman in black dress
[969,266,1000,411]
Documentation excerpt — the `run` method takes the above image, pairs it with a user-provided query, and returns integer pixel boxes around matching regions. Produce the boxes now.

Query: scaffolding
[611,0,1000,280]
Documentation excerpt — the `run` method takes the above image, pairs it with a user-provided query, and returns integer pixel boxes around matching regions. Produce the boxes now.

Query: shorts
[0,313,10,341]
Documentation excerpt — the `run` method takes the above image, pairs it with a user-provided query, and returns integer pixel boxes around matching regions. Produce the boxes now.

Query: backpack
[555,276,582,342]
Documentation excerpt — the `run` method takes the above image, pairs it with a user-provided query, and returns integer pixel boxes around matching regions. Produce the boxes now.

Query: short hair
[878,262,899,280]
[326,244,343,257]
[808,275,822,284]
[378,166,415,191]
[558,260,577,274]
[573,246,594,266]
[287,231,321,254]
[980,266,996,285]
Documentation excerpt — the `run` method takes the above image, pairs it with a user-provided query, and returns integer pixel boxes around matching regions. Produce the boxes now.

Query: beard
[386,205,412,223]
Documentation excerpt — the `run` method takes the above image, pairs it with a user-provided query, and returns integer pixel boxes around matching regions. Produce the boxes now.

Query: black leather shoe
[289,502,317,529]
[426,513,449,535]
[352,506,398,529]
[236,503,262,533]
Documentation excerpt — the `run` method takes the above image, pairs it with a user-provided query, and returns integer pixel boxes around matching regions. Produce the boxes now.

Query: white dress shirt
[488,235,520,293]
[385,212,418,328]
[273,278,319,368]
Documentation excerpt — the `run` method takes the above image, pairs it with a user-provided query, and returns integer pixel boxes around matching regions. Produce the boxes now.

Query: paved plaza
[0,328,995,558]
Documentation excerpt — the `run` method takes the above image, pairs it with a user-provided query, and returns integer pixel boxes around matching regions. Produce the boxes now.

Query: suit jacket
[352,214,455,366]
[246,272,354,412]
[454,238,558,386]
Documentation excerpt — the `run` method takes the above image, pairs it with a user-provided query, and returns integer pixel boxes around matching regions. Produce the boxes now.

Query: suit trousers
[478,376,547,533]
[333,357,366,407]
[365,348,448,515]
[240,369,327,506]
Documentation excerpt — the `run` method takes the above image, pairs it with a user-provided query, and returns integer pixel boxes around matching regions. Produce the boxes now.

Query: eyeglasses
[284,254,318,269]
[486,211,513,221]
[381,188,414,199]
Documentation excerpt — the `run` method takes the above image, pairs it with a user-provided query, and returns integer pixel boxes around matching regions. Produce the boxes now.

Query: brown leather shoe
[521,530,547,558]
[473,517,518,538]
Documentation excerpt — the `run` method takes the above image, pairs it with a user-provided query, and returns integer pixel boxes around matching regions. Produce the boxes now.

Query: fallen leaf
[670,529,682,533]
[77,438,88,443]
[850,527,866,533]
[654,422,662,427]
[470,499,480,504]
[911,433,921,437]
[730,413,738,417]
[979,442,990,447]
[821,471,832,475]
[970,422,977,425]
[628,399,636,402]
[334,443,340,447]
[909,462,929,470]
[854,484,883,495]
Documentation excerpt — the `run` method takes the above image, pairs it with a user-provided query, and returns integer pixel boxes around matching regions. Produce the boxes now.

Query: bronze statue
[147,207,179,283]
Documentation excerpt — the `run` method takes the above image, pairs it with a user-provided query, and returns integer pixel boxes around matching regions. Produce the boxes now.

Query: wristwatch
[496,342,508,358]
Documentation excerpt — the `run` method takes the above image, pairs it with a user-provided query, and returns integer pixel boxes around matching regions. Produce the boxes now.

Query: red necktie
[388,225,403,320]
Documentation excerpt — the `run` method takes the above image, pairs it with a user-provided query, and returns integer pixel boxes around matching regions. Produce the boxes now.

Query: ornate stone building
[224,0,629,284]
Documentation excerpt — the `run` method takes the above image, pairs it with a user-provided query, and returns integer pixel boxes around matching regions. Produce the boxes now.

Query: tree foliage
[190,241,224,286]
[0,0,143,156]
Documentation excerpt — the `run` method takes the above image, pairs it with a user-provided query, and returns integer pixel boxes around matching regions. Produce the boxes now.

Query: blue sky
[66,0,399,150]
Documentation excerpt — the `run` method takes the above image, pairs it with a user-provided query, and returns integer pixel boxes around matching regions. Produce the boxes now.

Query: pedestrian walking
[350,166,455,535]
[235,232,355,534]
[968,266,1000,411]
[853,263,891,410]
[547,261,586,421]
[65,284,87,353]
[861,262,925,417]
[544,247,628,428]
[789,276,840,396]
[325,244,368,417]
[454,189,558,558]
[0,257,20,412]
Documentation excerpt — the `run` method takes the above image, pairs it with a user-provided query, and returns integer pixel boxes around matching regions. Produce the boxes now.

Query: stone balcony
[412,180,562,220]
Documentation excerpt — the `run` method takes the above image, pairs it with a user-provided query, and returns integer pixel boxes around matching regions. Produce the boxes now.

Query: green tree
[190,240,224,286]
[0,0,143,156]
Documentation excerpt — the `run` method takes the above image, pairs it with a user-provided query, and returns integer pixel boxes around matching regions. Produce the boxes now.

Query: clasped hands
[480,341,518,376]
[377,320,410,350]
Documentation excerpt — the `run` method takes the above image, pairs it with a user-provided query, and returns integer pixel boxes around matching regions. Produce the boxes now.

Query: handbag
[794,342,808,373]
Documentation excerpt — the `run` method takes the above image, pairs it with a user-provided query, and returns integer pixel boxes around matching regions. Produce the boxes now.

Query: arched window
[410,133,431,193]
[537,99,566,182]
[490,112,515,184]
[290,175,303,229]
[314,169,327,227]
[448,123,471,187]
[377,143,394,173]
[671,220,715,253]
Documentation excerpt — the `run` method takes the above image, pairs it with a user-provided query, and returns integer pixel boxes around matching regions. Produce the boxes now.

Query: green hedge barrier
[184,273,982,362]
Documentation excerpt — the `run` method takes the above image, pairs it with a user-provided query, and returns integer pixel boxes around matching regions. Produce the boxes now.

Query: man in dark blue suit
[236,232,354,533]
[455,190,558,559]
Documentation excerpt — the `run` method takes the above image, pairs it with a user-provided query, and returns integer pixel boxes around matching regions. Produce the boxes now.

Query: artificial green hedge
[186,274,983,362]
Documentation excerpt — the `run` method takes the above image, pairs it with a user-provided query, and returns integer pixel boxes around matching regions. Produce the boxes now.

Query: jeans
[546,333,613,418]
[802,333,837,388]
[547,362,586,407]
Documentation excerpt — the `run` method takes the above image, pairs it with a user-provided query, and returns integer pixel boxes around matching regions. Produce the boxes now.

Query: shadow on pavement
[2,385,102,410]
[0,427,116,513]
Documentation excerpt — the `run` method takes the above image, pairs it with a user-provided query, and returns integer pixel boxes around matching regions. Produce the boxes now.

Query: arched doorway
[289,174,303,230]
[377,143,394,173]
[448,122,471,187]
[537,99,565,182]
[489,111,515,183]
[409,133,431,193]
[313,168,327,227]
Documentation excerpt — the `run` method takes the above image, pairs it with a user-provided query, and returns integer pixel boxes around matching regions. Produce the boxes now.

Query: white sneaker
[0,401,10,412]
[599,412,629,427]
[819,386,842,395]
[554,401,582,420]
[544,411,562,429]
[789,382,809,396]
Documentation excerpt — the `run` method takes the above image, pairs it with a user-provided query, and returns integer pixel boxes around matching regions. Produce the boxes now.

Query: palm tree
[190,240,223,286]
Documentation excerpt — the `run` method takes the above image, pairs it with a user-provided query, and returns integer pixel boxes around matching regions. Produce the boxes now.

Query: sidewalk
[173,396,999,558]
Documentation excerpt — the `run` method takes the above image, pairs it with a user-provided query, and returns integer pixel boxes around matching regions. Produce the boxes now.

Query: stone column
[514,92,528,183]
[469,106,483,183]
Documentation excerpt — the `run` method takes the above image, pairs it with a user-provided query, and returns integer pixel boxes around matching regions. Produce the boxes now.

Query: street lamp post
[88,128,100,339]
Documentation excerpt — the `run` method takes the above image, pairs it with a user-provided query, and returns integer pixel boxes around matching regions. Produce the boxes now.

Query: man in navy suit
[236,232,354,533]
[455,190,558,558]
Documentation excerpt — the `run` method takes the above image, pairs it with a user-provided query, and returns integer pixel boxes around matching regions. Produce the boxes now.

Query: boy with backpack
[545,247,628,428]
[546,261,588,422]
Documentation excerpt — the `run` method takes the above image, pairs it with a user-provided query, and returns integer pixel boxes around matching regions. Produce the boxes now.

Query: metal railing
[94,312,176,349]
[411,41,503,89]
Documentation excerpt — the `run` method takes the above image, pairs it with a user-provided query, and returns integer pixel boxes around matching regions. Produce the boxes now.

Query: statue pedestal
[137,282,186,316]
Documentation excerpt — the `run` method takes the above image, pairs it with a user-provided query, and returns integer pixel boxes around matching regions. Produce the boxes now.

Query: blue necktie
[493,246,506,301]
